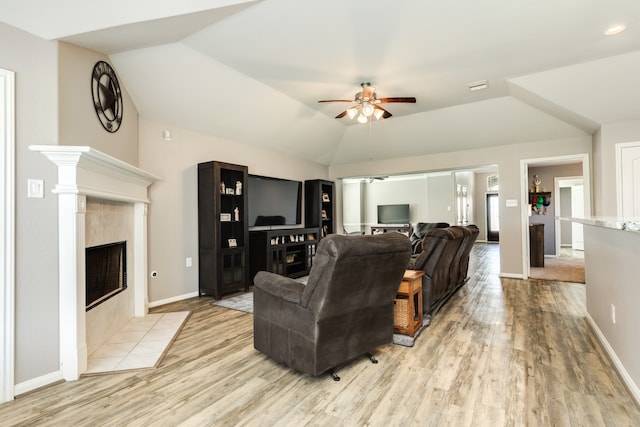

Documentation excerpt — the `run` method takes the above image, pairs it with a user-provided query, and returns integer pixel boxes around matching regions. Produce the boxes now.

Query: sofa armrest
[253,271,305,304]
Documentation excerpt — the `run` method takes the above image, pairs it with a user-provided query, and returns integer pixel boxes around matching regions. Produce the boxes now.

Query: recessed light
[604,24,626,36]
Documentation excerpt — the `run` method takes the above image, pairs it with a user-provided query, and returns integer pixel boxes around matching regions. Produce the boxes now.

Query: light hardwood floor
[2,243,639,426]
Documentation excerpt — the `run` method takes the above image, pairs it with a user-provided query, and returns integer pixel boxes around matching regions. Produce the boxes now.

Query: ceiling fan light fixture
[357,114,368,124]
[373,108,384,120]
[361,103,375,116]
[347,107,358,119]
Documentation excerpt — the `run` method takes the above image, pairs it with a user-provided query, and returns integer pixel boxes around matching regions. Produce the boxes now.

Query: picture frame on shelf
[228,238,237,248]
[322,192,330,202]
[225,188,235,195]
[220,213,231,222]
[321,209,327,219]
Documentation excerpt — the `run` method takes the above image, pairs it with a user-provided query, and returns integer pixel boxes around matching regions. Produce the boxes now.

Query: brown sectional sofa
[407,224,479,324]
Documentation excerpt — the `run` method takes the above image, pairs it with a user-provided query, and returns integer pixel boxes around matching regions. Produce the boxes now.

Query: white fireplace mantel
[29,145,160,381]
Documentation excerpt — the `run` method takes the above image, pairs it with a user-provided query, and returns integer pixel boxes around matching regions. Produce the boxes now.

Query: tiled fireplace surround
[30,146,159,381]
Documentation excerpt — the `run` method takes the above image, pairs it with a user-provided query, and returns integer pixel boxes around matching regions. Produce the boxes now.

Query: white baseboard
[148,291,199,308]
[586,313,640,406]
[14,370,64,397]
[499,272,525,279]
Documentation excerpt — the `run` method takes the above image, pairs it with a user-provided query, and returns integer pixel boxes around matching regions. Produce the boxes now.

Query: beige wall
[58,42,139,166]
[138,118,328,303]
[1,23,60,384]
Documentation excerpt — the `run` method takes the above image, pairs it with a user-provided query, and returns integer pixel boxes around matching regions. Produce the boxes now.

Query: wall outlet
[186,257,192,267]
[611,304,616,324]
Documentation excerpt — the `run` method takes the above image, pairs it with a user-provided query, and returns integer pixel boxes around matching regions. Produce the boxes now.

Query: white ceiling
[3,0,640,166]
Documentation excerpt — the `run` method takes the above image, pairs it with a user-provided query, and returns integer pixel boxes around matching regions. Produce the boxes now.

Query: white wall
[138,118,328,304]
[426,174,455,224]
[363,176,427,230]
[342,180,363,233]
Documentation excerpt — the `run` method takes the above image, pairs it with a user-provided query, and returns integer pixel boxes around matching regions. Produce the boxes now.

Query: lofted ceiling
[2,0,640,166]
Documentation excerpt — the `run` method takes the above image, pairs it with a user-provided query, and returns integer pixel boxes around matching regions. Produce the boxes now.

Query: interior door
[618,143,640,219]
[486,193,499,242]
[571,185,584,250]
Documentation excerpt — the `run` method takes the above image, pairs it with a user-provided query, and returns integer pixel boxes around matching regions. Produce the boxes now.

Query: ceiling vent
[467,80,489,91]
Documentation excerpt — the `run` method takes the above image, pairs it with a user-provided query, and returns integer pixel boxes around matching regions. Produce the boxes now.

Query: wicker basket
[394,297,409,328]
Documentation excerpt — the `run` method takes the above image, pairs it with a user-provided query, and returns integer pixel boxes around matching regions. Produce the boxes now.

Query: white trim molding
[1,68,16,403]
[586,314,640,406]
[29,145,160,381]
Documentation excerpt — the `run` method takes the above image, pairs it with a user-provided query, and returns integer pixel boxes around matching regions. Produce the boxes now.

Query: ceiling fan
[318,82,416,123]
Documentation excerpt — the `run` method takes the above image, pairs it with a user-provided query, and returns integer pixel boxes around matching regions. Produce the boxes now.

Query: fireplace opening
[85,241,127,311]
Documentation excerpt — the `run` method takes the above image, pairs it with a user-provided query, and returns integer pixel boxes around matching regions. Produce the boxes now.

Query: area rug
[529,256,585,283]
[212,292,424,347]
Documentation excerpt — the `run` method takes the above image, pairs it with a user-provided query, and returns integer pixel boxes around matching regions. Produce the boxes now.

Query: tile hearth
[85,311,190,375]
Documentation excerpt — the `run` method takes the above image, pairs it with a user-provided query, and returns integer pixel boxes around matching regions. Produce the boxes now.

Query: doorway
[486,193,499,242]
[520,154,591,279]
[555,177,584,255]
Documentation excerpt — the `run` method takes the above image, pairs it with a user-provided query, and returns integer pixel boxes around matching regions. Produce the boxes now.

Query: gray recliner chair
[253,233,411,380]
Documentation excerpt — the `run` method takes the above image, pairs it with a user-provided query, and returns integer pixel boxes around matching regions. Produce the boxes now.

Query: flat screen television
[248,174,302,228]
[377,204,410,225]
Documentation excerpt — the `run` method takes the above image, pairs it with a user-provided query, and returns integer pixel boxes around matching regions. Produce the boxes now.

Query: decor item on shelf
[220,213,231,222]
[234,207,240,221]
[305,179,335,238]
[228,238,237,248]
[236,180,242,195]
[529,192,551,215]
[532,175,542,192]
[225,188,235,195]
[318,82,416,124]
[220,182,225,194]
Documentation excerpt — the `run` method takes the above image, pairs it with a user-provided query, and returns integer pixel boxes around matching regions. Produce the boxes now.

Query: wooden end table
[394,270,424,337]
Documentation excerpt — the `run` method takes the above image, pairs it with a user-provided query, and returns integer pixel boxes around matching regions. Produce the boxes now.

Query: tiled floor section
[85,311,190,375]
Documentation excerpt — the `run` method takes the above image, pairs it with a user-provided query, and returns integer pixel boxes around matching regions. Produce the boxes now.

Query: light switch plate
[505,199,518,207]
[27,179,44,198]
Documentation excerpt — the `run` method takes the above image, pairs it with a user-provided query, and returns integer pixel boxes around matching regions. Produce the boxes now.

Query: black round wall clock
[91,61,123,133]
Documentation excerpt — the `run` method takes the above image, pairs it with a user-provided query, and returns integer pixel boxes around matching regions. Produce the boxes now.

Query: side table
[394,270,424,337]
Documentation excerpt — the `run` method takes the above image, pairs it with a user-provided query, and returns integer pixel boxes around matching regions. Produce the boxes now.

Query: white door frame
[616,141,640,219]
[520,153,591,279]
[554,176,583,255]
[1,68,16,403]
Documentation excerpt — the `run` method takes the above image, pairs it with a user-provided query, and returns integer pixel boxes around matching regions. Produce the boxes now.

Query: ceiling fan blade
[335,110,348,119]
[377,97,417,103]
[374,105,393,119]
[318,99,353,103]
